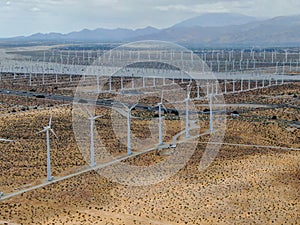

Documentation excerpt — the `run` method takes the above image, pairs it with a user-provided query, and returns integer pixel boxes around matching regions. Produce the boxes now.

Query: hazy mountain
[136,14,300,46]
[228,15,300,45]
[27,32,65,40]
[2,13,300,46]
[172,13,259,28]
[1,26,160,42]
[64,26,159,41]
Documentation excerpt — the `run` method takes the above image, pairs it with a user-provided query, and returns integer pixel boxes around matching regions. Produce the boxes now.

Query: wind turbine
[157,91,167,146]
[86,109,103,167]
[120,103,138,155]
[185,84,192,138]
[209,93,214,132]
[42,51,46,85]
[37,113,58,182]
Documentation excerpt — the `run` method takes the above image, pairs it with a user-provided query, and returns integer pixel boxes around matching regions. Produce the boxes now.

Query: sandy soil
[0,81,299,225]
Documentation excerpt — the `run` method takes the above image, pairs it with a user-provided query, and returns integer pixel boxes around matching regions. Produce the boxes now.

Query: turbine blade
[84,105,93,118]
[161,90,164,104]
[130,103,138,111]
[130,113,142,119]
[50,129,59,139]
[161,104,168,113]
[49,113,52,127]
[119,102,128,110]
[37,128,47,134]
[0,138,14,142]
[93,115,103,120]
[187,85,191,99]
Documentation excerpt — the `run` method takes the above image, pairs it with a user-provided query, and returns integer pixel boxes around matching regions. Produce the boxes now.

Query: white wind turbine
[157,91,167,146]
[209,93,214,132]
[120,103,138,155]
[37,113,58,182]
[86,108,103,167]
[185,84,192,138]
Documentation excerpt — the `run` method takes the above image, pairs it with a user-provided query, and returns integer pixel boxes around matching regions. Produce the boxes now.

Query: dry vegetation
[0,107,85,193]
[223,82,300,105]
[0,135,298,225]
[0,80,299,224]
[0,94,61,114]
[0,103,183,194]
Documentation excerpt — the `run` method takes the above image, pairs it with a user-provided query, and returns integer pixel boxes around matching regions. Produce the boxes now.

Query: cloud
[0,0,300,37]
[29,7,41,12]
[156,5,190,12]
[156,3,230,14]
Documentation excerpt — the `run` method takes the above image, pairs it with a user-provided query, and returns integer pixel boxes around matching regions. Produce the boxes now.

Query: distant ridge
[9,26,160,42]
[136,14,300,46]
[2,13,300,47]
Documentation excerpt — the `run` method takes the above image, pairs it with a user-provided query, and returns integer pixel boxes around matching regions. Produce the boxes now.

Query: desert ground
[0,77,299,224]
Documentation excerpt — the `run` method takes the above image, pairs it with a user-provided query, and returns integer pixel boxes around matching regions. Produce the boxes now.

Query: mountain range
[2,13,300,47]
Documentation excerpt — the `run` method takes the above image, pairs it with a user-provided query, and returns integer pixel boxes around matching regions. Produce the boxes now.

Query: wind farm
[0,13,300,224]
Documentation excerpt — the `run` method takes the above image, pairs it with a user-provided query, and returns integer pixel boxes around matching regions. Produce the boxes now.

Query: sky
[1,0,300,37]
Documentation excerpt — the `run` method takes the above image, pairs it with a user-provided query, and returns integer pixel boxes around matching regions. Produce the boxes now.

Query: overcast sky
[1,0,300,37]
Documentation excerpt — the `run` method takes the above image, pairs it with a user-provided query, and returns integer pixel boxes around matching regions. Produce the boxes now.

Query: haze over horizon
[1,0,300,38]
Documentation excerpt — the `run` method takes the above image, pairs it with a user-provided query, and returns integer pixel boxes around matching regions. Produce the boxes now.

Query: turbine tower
[87,109,103,167]
[120,103,138,155]
[185,84,191,138]
[209,93,214,132]
[37,113,58,182]
[157,91,166,146]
